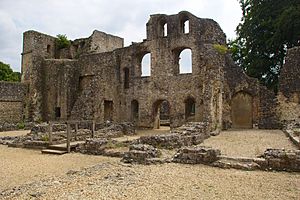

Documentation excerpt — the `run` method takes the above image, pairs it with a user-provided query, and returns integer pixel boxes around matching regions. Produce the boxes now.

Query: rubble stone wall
[278,47,300,124]
[0,82,27,123]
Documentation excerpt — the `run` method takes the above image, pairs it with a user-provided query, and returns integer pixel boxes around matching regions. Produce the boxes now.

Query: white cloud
[0,0,241,72]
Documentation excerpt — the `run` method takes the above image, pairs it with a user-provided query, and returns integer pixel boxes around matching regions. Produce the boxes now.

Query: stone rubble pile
[260,148,300,172]
[172,146,221,164]
[121,144,161,164]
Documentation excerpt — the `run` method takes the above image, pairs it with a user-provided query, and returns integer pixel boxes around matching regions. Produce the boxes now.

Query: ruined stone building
[0,11,299,130]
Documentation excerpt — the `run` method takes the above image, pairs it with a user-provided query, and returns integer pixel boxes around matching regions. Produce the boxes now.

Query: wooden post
[75,122,78,141]
[67,122,71,153]
[91,120,95,138]
[48,121,53,145]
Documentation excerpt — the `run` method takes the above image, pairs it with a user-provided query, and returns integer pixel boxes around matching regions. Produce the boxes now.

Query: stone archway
[231,92,253,128]
[153,100,170,129]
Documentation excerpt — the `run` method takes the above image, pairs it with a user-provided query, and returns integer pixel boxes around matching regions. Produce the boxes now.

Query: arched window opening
[124,68,129,89]
[185,98,195,120]
[179,49,192,74]
[184,20,189,34]
[141,53,151,77]
[163,23,167,37]
[131,100,139,122]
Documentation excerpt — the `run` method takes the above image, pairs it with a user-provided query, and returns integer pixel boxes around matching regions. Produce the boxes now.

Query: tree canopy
[0,61,20,82]
[229,0,300,91]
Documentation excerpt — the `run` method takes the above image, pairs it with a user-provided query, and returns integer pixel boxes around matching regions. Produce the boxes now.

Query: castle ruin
[0,11,299,131]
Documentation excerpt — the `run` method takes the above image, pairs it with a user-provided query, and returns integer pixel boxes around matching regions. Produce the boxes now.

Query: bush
[213,44,228,55]
[17,122,25,129]
[56,34,71,49]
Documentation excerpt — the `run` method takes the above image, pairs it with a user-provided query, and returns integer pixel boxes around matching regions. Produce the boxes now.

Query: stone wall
[278,47,300,124]
[0,82,27,123]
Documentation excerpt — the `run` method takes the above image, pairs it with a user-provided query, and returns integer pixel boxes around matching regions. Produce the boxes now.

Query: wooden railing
[48,120,96,153]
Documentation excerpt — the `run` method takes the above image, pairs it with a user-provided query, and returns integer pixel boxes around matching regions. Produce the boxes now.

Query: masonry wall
[278,46,300,123]
[0,82,27,123]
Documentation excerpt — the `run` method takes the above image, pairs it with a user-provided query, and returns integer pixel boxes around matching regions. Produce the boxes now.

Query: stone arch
[173,47,192,74]
[158,18,168,37]
[179,14,190,34]
[231,91,253,128]
[152,99,170,129]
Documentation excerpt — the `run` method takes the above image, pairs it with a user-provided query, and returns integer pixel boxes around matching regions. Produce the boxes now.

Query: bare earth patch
[0,130,30,137]
[202,129,298,157]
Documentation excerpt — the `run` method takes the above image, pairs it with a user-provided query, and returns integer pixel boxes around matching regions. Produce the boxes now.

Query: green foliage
[17,122,25,129]
[213,44,228,55]
[56,34,71,49]
[41,135,49,142]
[0,61,20,82]
[229,0,300,92]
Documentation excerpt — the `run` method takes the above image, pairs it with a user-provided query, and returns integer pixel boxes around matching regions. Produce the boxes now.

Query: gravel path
[202,129,298,157]
[0,129,299,199]
[1,160,299,200]
[0,146,114,191]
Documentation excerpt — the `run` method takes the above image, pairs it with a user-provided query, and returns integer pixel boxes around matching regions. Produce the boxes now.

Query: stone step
[41,149,68,155]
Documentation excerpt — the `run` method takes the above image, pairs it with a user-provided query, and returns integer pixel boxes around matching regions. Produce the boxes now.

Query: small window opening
[179,49,192,74]
[163,23,167,37]
[184,20,189,34]
[141,53,151,77]
[47,45,51,53]
[124,68,129,89]
[55,107,61,118]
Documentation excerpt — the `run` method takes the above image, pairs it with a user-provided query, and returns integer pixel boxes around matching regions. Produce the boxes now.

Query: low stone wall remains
[138,122,210,149]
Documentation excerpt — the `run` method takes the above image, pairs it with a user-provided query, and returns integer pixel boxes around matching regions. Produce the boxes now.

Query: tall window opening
[124,68,129,89]
[141,53,151,77]
[179,49,192,74]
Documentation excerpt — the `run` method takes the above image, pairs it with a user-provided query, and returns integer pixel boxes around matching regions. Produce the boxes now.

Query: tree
[229,0,300,91]
[56,34,71,49]
[0,61,20,82]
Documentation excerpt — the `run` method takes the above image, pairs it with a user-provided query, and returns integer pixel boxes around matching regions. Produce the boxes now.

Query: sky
[0,0,242,72]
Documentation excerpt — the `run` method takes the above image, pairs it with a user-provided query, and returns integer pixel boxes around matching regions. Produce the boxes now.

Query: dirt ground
[202,129,297,157]
[0,128,299,199]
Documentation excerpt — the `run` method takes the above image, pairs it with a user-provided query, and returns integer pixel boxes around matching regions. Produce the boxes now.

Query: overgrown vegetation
[0,61,20,82]
[213,44,228,55]
[229,0,300,92]
[56,34,71,49]
[17,122,25,129]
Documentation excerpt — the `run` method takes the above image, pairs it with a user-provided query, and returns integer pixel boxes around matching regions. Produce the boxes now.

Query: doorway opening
[104,100,113,121]
[153,100,170,129]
